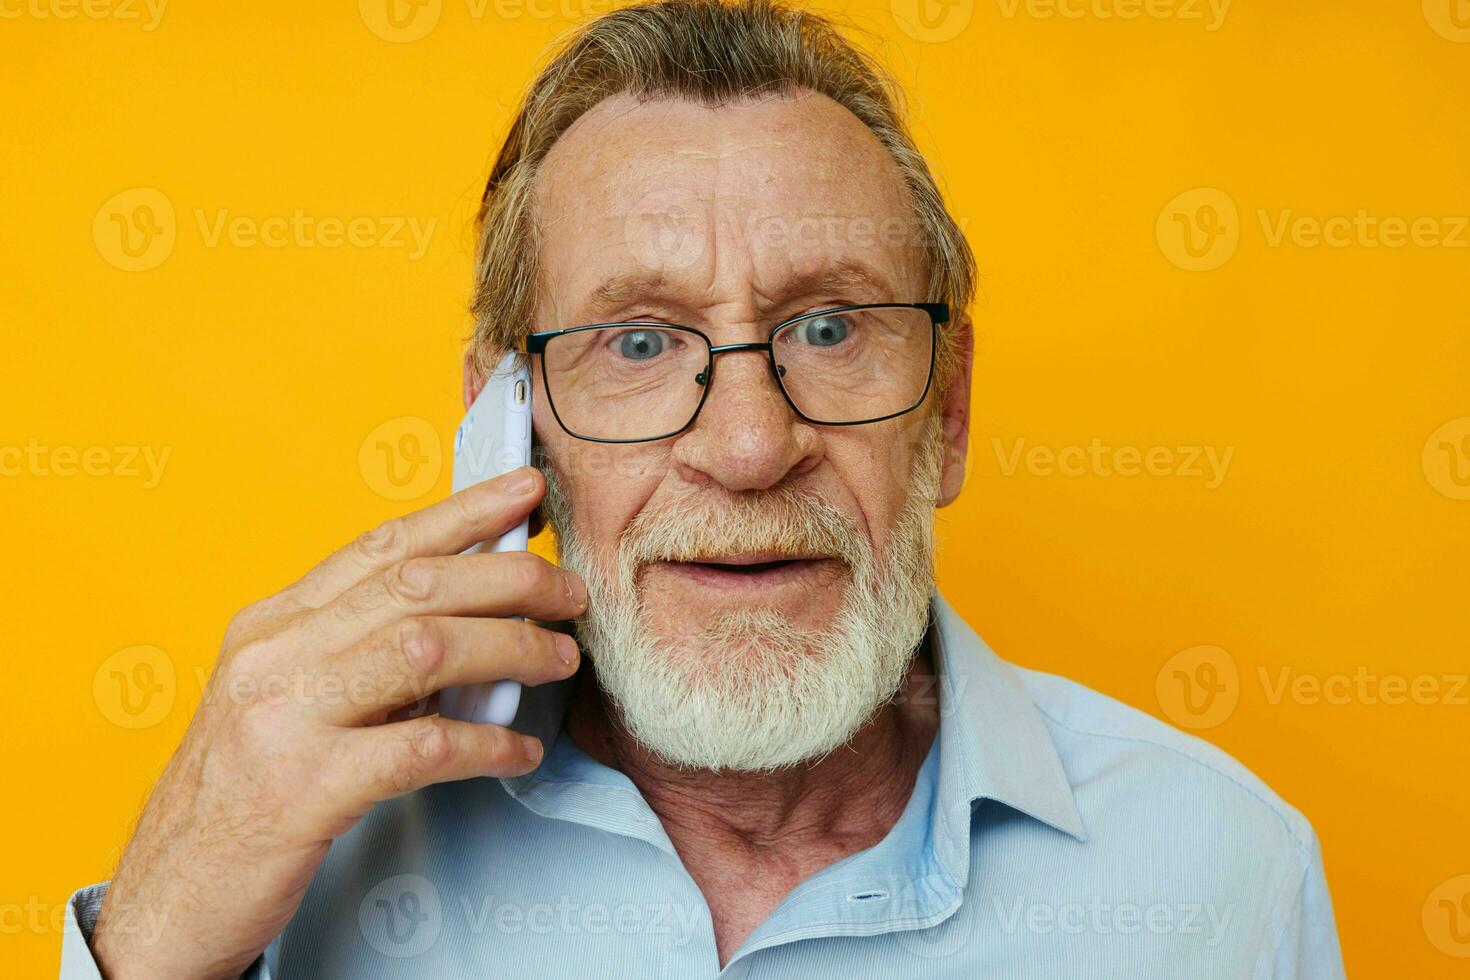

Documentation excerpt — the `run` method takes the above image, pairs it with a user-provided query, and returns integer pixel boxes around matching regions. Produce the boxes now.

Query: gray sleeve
[59,884,110,980]
[60,883,272,980]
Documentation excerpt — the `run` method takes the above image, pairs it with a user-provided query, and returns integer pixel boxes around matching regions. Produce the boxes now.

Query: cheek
[532,409,667,552]
[821,427,916,552]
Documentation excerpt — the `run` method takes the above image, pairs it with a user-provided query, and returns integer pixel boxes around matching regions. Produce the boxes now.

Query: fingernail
[563,572,588,608]
[522,736,544,767]
[555,632,579,667]
[503,467,536,494]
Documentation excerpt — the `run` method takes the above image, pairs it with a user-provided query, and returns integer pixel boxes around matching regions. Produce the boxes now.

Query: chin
[638,563,852,639]
[645,606,836,682]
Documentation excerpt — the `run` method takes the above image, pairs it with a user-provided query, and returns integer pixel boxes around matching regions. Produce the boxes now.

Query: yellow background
[4,0,1468,975]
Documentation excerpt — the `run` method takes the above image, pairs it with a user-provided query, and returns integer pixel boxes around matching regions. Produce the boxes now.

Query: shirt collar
[508,591,1089,874]
[927,591,1088,885]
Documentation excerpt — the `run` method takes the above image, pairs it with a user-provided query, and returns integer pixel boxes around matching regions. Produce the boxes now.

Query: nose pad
[693,345,793,413]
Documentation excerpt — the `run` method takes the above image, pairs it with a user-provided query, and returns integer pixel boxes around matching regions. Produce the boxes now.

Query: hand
[89,466,586,980]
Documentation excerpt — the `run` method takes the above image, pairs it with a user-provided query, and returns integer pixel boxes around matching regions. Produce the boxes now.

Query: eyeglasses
[524,303,948,444]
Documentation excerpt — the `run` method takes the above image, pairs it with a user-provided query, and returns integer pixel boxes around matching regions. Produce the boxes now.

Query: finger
[318,617,580,725]
[281,466,545,609]
[328,717,544,810]
[299,551,588,649]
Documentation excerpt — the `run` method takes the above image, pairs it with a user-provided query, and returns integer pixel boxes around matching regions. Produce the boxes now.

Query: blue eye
[617,329,669,360]
[792,315,849,347]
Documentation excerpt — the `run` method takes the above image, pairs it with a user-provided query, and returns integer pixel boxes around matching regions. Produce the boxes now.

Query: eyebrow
[584,260,899,320]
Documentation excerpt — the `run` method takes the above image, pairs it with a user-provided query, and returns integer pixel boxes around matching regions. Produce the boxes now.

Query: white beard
[541,427,943,772]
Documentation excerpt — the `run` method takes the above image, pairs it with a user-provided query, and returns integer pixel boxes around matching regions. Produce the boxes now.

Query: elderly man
[65,1,1345,977]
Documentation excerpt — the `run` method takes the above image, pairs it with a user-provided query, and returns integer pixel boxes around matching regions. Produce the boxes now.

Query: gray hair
[470,0,975,387]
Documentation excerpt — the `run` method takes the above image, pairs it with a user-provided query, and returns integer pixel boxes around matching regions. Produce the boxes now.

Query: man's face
[516,90,971,769]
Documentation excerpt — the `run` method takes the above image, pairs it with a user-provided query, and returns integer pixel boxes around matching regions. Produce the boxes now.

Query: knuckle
[354,518,408,564]
[504,552,554,596]
[387,722,451,793]
[524,624,553,663]
[228,637,277,675]
[223,601,272,648]
[507,623,541,668]
[451,485,497,528]
[410,721,453,768]
[385,557,434,604]
[232,700,282,749]
[397,618,443,674]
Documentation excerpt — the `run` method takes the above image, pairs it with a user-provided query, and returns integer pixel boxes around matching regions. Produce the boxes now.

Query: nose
[671,345,822,492]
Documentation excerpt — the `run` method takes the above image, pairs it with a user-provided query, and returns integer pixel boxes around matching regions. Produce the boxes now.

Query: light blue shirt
[64,593,1345,978]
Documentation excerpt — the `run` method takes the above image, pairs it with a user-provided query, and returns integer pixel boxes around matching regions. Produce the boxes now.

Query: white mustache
[617,487,869,573]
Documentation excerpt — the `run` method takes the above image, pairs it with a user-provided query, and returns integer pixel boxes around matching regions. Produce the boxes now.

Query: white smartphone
[437,351,532,727]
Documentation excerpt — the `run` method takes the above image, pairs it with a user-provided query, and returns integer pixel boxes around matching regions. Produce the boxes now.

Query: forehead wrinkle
[534,91,926,325]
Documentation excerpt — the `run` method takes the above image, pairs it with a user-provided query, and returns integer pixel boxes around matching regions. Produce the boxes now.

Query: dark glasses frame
[524,302,950,444]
